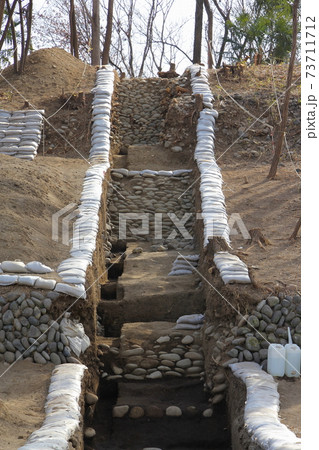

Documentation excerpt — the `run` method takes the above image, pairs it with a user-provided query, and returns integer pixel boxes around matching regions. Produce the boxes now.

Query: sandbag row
[229,362,301,450]
[111,168,192,178]
[18,363,87,449]
[188,64,250,285]
[213,252,251,284]
[56,66,115,297]
[0,109,44,160]
[168,254,199,277]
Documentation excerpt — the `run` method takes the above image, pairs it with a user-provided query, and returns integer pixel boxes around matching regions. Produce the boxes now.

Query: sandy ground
[0,154,88,268]
[278,378,301,438]
[0,360,54,450]
[222,162,301,291]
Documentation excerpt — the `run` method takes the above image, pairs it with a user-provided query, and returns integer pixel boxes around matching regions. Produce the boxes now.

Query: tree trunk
[69,0,79,59]
[217,20,229,68]
[5,0,17,72]
[102,0,113,65]
[18,0,25,72]
[0,0,18,52]
[267,0,299,179]
[18,0,32,74]
[91,0,100,65]
[0,0,5,31]
[204,0,213,68]
[193,0,204,64]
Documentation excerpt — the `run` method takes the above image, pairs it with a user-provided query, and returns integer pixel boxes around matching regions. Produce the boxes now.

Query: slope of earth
[208,64,301,438]
[0,47,96,158]
[0,360,54,450]
[222,163,300,290]
[0,154,88,267]
[0,48,98,267]
[208,64,301,292]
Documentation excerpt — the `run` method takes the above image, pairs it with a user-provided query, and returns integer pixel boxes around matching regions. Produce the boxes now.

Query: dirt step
[97,321,206,384]
[91,379,230,450]
[126,143,191,171]
[99,244,204,335]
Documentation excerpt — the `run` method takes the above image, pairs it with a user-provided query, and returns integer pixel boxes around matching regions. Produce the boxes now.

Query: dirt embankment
[0,48,98,266]
[0,360,54,450]
[0,154,87,267]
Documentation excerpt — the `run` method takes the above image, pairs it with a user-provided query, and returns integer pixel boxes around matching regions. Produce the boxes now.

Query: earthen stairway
[85,78,231,449]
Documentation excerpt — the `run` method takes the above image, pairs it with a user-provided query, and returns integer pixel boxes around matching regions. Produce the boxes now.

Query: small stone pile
[0,109,44,160]
[101,329,204,382]
[116,78,170,146]
[108,171,194,249]
[203,293,301,387]
[112,402,213,420]
[0,289,77,365]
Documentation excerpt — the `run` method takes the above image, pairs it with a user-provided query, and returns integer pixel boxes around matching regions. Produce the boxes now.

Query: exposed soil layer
[0,360,54,450]
[92,379,230,450]
[0,154,88,267]
[277,378,301,437]
[222,162,301,291]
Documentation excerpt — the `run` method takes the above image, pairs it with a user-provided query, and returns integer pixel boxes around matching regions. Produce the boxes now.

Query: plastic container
[267,344,286,377]
[285,327,301,377]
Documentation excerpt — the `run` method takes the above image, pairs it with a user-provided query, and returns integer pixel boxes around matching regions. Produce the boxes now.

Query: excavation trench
[84,76,232,449]
[89,238,231,450]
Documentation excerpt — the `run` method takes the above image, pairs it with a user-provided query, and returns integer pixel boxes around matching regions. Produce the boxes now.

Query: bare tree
[193,0,204,63]
[204,0,213,68]
[7,0,18,71]
[212,0,232,68]
[91,0,100,64]
[102,0,113,65]
[0,0,5,30]
[34,0,191,76]
[69,0,79,58]
[0,0,19,52]
[18,0,33,73]
[267,0,300,179]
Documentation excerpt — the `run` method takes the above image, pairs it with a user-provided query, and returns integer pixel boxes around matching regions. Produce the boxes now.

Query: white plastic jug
[267,344,285,377]
[285,327,301,377]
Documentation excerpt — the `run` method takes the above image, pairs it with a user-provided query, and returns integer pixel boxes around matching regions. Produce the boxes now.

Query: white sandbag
[1,260,27,273]
[19,364,87,450]
[174,323,202,330]
[0,274,18,285]
[60,317,90,356]
[34,278,57,290]
[17,275,39,286]
[176,314,204,325]
[61,276,86,285]
[54,283,86,299]
[26,261,54,273]
[168,269,193,276]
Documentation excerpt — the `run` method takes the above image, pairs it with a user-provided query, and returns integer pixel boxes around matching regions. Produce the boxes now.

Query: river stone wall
[108,169,195,249]
[0,288,79,365]
[116,78,170,148]
[202,293,301,405]
[100,326,204,382]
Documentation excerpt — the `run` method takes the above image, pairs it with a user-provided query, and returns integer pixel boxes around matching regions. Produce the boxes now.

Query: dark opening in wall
[101,282,117,300]
[111,239,127,253]
[107,261,124,280]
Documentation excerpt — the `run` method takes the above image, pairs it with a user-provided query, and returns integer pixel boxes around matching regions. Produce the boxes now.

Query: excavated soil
[0,360,54,450]
[0,154,88,267]
[222,162,301,291]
